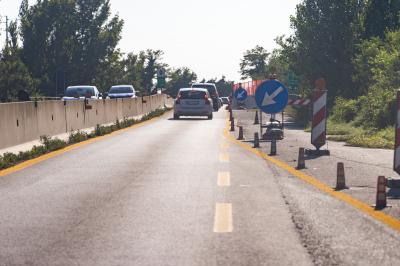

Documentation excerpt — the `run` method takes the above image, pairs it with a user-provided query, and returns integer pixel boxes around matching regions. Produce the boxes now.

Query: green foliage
[240,45,270,80]
[40,136,67,151]
[326,120,394,149]
[165,67,197,97]
[0,48,38,102]
[326,120,358,136]
[19,0,124,95]
[353,88,396,129]
[287,0,364,101]
[206,77,235,97]
[363,0,400,40]
[331,97,358,123]
[286,106,310,127]
[68,130,88,144]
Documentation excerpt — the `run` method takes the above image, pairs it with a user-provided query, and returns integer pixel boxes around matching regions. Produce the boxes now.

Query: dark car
[191,83,221,111]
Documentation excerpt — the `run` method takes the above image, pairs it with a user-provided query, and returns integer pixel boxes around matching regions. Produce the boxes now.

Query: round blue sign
[234,88,248,101]
[255,80,289,114]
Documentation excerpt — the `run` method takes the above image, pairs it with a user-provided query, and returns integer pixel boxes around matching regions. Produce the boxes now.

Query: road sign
[157,68,166,78]
[288,71,299,90]
[234,88,248,101]
[157,68,166,88]
[255,80,289,114]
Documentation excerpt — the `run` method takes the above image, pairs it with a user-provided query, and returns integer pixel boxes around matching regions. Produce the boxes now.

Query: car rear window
[192,84,217,95]
[180,90,206,99]
[109,86,133,93]
[65,87,95,97]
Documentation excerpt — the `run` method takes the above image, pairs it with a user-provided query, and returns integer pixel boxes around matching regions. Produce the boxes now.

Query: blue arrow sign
[255,80,289,114]
[234,88,248,101]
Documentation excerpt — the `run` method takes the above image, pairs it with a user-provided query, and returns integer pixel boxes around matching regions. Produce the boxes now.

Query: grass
[323,120,394,149]
[302,118,394,149]
[0,108,171,170]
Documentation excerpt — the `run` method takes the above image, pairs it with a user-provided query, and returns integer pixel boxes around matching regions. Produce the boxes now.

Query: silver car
[108,85,136,99]
[173,88,213,120]
[62,86,101,100]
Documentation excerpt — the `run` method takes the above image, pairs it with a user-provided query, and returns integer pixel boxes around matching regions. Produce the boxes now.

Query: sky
[0,0,300,82]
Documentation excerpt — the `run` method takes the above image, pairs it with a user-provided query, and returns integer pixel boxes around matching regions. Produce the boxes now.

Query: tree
[0,48,37,102]
[207,77,234,97]
[364,0,400,39]
[286,0,365,102]
[165,67,197,97]
[141,50,164,93]
[19,0,124,96]
[239,45,270,80]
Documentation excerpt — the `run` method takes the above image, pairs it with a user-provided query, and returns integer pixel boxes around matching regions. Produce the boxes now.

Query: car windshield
[192,84,217,96]
[180,90,206,99]
[65,87,95,97]
[109,86,133,94]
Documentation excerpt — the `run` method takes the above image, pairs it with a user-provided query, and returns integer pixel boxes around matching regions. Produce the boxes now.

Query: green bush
[353,88,396,129]
[331,97,358,123]
[40,136,67,151]
[68,130,88,144]
[286,106,310,127]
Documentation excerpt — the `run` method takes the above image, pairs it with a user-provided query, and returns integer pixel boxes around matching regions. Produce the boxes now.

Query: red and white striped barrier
[394,91,400,174]
[288,98,311,107]
[311,89,327,150]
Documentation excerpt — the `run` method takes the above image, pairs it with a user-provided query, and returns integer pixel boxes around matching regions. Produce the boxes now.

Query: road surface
[0,109,400,265]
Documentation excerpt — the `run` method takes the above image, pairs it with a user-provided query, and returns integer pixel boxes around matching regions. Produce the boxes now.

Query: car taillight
[204,95,211,104]
[176,95,181,104]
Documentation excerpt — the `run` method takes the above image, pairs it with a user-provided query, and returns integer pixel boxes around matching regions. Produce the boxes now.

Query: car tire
[174,114,180,120]
[208,113,213,120]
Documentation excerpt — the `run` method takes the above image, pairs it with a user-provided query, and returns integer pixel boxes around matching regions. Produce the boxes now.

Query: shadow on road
[387,188,400,199]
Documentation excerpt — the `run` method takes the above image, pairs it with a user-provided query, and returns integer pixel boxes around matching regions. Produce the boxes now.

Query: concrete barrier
[0,94,170,150]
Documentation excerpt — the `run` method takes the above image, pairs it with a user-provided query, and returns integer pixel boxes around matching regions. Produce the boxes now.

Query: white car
[62,86,101,100]
[174,88,213,120]
[108,85,136,99]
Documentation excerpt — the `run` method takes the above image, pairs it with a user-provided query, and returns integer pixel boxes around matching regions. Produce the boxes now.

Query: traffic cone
[254,132,260,148]
[270,140,277,156]
[238,126,244,140]
[375,176,387,210]
[254,111,259,125]
[296,148,305,169]
[335,162,347,190]
[230,118,235,132]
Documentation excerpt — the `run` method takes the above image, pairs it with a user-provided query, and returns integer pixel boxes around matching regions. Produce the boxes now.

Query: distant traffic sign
[255,80,289,114]
[288,71,299,90]
[157,68,166,88]
[234,88,248,101]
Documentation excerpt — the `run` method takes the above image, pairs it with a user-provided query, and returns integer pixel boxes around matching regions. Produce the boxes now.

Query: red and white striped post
[311,78,328,151]
[394,90,400,174]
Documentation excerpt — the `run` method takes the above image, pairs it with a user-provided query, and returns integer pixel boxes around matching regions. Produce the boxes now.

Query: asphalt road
[1,108,400,265]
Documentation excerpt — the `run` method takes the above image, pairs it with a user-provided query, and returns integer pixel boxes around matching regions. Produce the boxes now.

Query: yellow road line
[218,172,231,187]
[214,203,233,233]
[0,116,163,177]
[219,153,230,163]
[223,120,400,233]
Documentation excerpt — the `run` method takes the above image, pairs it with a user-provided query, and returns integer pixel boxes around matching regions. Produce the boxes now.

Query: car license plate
[187,100,199,105]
